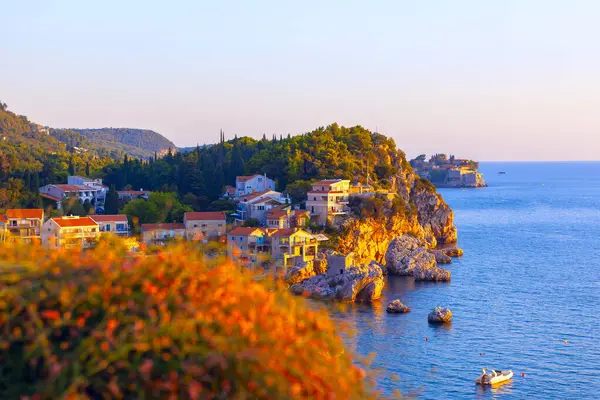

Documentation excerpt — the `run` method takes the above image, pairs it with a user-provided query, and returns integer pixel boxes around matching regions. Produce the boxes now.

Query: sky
[1,1,599,161]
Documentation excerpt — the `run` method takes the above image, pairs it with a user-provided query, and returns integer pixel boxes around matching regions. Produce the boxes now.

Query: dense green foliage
[101,123,408,209]
[123,192,192,232]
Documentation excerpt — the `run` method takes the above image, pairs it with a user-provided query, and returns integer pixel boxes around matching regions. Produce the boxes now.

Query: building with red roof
[42,216,100,248]
[5,208,45,242]
[306,179,351,226]
[235,173,275,197]
[141,223,185,245]
[184,211,227,240]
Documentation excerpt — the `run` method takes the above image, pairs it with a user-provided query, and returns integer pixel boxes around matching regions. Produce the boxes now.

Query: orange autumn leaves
[0,240,375,399]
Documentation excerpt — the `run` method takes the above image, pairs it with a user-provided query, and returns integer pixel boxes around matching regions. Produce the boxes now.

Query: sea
[331,162,600,399]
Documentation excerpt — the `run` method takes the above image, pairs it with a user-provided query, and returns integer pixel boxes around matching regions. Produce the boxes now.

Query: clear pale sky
[2,1,599,161]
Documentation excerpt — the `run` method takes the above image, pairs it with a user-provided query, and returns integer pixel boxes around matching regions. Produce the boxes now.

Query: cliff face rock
[336,214,424,266]
[289,261,384,303]
[284,253,328,285]
[385,235,451,281]
[430,250,452,264]
[410,184,457,244]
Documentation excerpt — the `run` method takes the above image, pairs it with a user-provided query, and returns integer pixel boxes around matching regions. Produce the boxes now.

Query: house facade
[117,190,152,202]
[41,216,100,248]
[305,179,350,226]
[90,215,129,236]
[270,229,318,268]
[40,184,100,210]
[235,190,289,223]
[226,227,270,266]
[68,176,107,207]
[266,208,310,229]
[5,208,44,242]
[235,174,276,197]
[184,211,226,241]
[141,223,185,245]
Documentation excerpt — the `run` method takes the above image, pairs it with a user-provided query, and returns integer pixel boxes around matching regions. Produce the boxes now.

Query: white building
[68,176,108,206]
[235,174,276,197]
[305,179,351,226]
[235,190,290,224]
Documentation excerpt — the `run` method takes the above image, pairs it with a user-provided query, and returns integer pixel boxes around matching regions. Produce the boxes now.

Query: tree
[85,162,90,176]
[83,199,93,215]
[123,199,159,231]
[104,185,119,214]
[63,198,86,216]
[242,218,260,227]
[68,158,75,176]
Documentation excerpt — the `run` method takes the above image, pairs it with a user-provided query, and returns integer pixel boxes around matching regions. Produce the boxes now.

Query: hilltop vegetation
[57,127,176,158]
[101,123,409,207]
[0,102,115,210]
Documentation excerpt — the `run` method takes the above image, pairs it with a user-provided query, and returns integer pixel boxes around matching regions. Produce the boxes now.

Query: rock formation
[430,249,452,264]
[428,307,453,323]
[289,261,385,303]
[386,299,410,313]
[284,253,328,285]
[385,235,451,281]
[410,183,457,244]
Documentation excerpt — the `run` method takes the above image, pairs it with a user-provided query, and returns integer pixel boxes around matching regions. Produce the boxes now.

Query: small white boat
[475,368,513,385]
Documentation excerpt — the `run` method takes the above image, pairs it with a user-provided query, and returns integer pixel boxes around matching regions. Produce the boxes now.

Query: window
[313,197,316,201]
[218,224,223,227]
[116,223,126,231]
[239,236,243,241]
[106,224,111,232]
[231,236,235,241]
[193,224,198,228]
[201,224,207,228]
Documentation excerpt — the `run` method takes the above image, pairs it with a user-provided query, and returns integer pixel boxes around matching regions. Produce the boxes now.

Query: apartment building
[266,208,310,229]
[141,223,185,245]
[40,184,100,210]
[226,227,270,266]
[305,179,351,226]
[235,190,289,223]
[270,228,318,268]
[41,216,100,248]
[184,211,226,241]
[68,176,107,206]
[5,208,44,243]
[117,190,152,202]
[90,215,129,236]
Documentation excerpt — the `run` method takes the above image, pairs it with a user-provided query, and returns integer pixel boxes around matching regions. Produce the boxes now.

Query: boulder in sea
[386,299,410,313]
[444,247,464,258]
[385,235,451,281]
[290,261,385,303]
[284,253,328,285]
[428,307,453,323]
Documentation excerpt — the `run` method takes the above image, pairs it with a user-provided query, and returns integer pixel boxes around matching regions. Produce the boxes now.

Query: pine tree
[68,158,75,176]
[104,185,119,214]
[85,162,90,176]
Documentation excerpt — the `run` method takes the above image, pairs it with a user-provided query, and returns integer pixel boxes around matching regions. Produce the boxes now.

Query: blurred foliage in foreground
[0,239,377,399]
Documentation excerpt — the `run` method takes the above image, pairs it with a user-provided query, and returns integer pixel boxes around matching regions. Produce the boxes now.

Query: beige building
[5,209,44,243]
[42,216,100,248]
[90,215,129,236]
[305,179,350,226]
[184,211,226,241]
[226,227,271,266]
[141,223,185,245]
[266,207,310,229]
[270,228,318,268]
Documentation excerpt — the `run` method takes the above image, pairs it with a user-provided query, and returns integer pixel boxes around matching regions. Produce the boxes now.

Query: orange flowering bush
[0,240,375,399]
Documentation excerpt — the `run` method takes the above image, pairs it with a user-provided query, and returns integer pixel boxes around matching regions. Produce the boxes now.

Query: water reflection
[474,380,514,398]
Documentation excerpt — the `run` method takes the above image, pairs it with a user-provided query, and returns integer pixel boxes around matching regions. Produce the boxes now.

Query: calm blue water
[334,162,600,399]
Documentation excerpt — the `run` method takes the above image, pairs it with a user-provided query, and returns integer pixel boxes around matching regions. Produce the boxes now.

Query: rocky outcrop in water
[430,250,452,264]
[410,183,457,244]
[284,253,328,285]
[428,307,453,323]
[386,299,410,313]
[385,235,451,281]
[289,261,384,303]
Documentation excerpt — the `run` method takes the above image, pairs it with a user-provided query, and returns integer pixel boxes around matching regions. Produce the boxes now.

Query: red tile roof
[292,209,310,216]
[267,209,288,219]
[40,193,61,202]
[141,223,185,232]
[228,227,265,236]
[307,190,345,195]
[241,190,277,203]
[117,190,151,196]
[53,184,96,191]
[184,211,226,221]
[7,209,44,220]
[52,216,98,228]
[271,228,296,237]
[236,174,261,183]
[312,179,343,186]
[0,215,7,223]
[90,215,128,223]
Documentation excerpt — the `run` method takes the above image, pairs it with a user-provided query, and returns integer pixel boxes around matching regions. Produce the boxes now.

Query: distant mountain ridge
[58,128,176,158]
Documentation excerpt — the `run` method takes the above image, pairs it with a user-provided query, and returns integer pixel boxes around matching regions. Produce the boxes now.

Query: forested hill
[101,123,411,205]
[59,128,176,158]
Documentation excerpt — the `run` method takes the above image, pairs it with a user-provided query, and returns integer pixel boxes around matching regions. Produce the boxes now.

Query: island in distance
[410,153,487,188]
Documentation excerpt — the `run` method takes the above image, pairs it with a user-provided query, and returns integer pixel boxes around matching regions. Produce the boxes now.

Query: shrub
[0,241,373,399]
